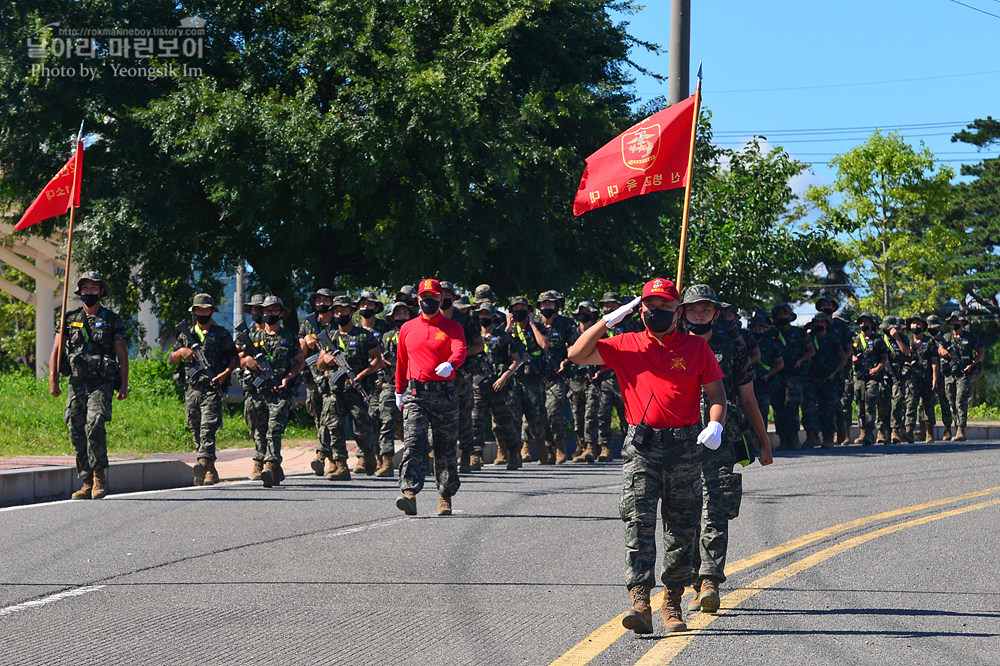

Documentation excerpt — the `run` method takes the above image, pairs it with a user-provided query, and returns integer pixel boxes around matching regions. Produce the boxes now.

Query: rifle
[176,320,233,415]
[308,328,370,401]
[234,322,306,426]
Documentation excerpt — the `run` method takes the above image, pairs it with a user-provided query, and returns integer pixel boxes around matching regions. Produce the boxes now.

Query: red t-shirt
[595,329,724,428]
[395,313,467,393]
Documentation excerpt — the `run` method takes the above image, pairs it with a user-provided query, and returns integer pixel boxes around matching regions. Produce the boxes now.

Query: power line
[709,69,1000,94]
[713,121,972,136]
[946,0,1000,19]
[715,132,962,144]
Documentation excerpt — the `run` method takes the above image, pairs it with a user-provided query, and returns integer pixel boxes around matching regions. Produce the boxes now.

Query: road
[2,441,998,665]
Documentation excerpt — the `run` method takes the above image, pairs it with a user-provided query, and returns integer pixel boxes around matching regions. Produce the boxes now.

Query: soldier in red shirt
[394,278,468,516]
[568,277,727,635]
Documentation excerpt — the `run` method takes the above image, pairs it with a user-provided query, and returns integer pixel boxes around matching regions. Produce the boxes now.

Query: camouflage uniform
[877,318,910,440]
[472,304,523,460]
[244,322,299,464]
[299,289,336,438]
[445,303,480,458]
[324,320,378,462]
[398,383,461,498]
[238,294,266,442]
[904,320,938,435]
[172,315,236,461]
[801,315,842,443]
[597,293,639,456]
[748,312,780,431]
[852,314,888,444]
[375,320,402,457]
[928,317,953,432]
[567,300,601,458]
[538,291,578,463]
[359,293,394,457]
[508,297,549,460]
[59,294,127,480]
[770,304,809,449]
[940,320,982,430]
[831,309,856,444]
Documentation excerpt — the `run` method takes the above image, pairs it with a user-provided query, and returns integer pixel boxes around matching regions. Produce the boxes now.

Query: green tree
[806,130,957,316]
[0,265,35,370]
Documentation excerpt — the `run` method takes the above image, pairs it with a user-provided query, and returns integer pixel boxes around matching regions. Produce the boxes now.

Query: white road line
[318,517,409,538]
[0,585,105,618]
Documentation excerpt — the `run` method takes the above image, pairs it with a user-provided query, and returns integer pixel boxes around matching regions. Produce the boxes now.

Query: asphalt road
[2,440,998,666]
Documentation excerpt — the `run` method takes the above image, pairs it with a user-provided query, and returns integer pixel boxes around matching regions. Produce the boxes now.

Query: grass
[0,357,314,457]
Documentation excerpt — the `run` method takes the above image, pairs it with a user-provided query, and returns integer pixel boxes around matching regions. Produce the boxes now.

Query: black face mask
[419,299,440,315]
[392,318,408,328]
[336,314,352,327]
[860,323,872,333]
[643,308,675,333]
[358,308,376,319]
[687,321,713,335]
[441,298,453,311]
[512,309,529,322]
[718,318,737,334]
[818,305,836,315]
[478,319,493,329]
[314,304,330,314]
[952,322,963,330]
[251,313,263,325]
[911,327,924,335]
[195,314,212,326]
[539,308,556,320]
[575,313,593,323]
[263,314,281,325]
[81,293,100,307]
[776,317,791,329]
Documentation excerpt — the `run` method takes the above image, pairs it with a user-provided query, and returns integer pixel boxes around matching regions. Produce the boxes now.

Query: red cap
[417,278,442,296]
[641,277,679,302]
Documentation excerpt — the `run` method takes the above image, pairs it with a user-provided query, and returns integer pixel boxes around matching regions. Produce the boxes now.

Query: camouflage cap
[243,293,266,313]
[474,283,497,304]
[188,293,218,312]
[308,288,335,305]
[856,311,880,325]
[455,294,472,310]
[387,301,411,317]
[748,311,769,326]
[815,290,839,306]
[771,303,797,322]
[811,312,830,323]
[509,295,532,309]
[473,301,497,317]
[358,290,384,314]
[438,281,459,297]
[261,295,286,311]
[680,284,727,308]
[74,270,109,296]
[906,313,927,325]
[574,299,598,314]
[396,285,418,301]
[537,290,566,308]
[331,294,356,310]
[832,309,851,323]
[598,292,623,307]
[926,314,942,327]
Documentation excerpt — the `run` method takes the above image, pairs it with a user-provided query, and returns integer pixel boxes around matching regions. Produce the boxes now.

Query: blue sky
[615,0,999,193]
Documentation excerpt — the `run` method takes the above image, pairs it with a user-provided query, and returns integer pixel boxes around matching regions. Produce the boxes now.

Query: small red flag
[13,141,84,231]
[573,95,696,216]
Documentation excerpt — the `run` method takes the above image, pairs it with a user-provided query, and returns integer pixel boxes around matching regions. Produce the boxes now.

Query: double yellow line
[549,486,1000,666]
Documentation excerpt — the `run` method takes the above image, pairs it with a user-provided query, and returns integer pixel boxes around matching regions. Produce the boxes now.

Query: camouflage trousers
[185,385,223,461]
[471,379,520,454]
[454,371,476,455]
[839,371,854,435]
[246,390,288,463]
[853,377,880,434]
[904,376,936,428]
[620,423,702,590]
[65,379,114,479]
[321,388,374,461]
[398,382,461,498]
[770,374,803,442]
[568,378,599,448]
[691,439,741,584]
[753,381,772,428]
[543,377,570,457]
[598,374,627,449]
[370,381,399,456]
[801,376,837,434]
[936,377,953,427]
[944,373,972,428]
[877,376,905,432]
[304,381,323,443]
[510,375,547,455]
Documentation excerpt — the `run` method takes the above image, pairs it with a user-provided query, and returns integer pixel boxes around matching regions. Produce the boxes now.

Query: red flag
[573,95,696,216]
[13,141,84,231]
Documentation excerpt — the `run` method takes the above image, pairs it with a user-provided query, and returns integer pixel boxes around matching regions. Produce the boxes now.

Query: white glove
[435,362,454,378]
[697,421,724,450]
[395,392,405,410]
[603,296,642,327]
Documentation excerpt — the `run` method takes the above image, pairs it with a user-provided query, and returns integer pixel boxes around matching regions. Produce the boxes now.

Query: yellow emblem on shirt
[436,331,447,340]
[671,357,686,370]
[70,321,84,328]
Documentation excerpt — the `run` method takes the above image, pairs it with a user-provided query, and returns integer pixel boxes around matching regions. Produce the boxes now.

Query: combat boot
[955,426,967,441]
[470,452,483,471]
[688,580,702,612]
[437,495,453,516]
[91,469,108,499]
[363,450,377,476]
[353,454,367,474]
[203,459,219,486]
[71,477,93,500]
[375,454,394,477]
[621,584,653,635]
[507,448,521,470]
[915,423,925,442]
[538,444,554,465]
[821,432,835,449]
[698,577,721,614]
[853,431,867,445]
[904,425,915,443]
[876,429,887,444]
[890,428,903,445]
[311,450,328,476]
[261,462,276,488]
[273,463,285,485]
[584,443,599,463]
[836,419,849,446]
[250,460,264,480]
[923,421,935,442]
[598,445,613,461]
[571,443,586,461]
[520,442,534,463]
[493,446,507,466]
[193,458,208,486]
[661,586,687,633]
[459,451,471,473]
[396,490,417,515]
[553,443,568,464]
[327,458,351,480]
[942,425,953,441]
[802,430,819,449]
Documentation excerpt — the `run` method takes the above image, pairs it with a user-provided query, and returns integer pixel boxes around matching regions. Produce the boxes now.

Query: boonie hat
[680,284,725,308]
[189,293,218,312]
[74,270,109,296]
[243,293,265,313]
[358,290,384,314]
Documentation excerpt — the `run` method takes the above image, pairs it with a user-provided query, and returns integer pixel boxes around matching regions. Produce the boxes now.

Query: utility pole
[668,0,691,105]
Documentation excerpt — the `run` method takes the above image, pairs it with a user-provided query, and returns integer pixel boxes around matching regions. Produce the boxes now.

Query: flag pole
[53,120,85,380]
[675,63,703,293]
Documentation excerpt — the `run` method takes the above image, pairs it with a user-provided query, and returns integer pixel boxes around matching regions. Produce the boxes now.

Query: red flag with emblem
[13,141,83,231]
[573,95,697,216]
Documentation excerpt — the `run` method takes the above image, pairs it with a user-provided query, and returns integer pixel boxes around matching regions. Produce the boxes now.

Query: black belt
[631,423,699,440]
[407,379,453,393]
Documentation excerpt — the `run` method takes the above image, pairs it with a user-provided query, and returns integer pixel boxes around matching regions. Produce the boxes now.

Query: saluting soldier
[300,288,335,473]
[568,300,602,462]
[770,303,814,450]
[851,312,889,445]
[537,290,578,464]
[49,272,129,500]
[507,295,551,463]
[595,292,637,461]
[439,281,483,471]
[801,312,848,448]
[169,293,239,485]
[939,311,984,441]
[472,301,524,469]
[904,314,939,442]
[238,295,304,486]
[877,317,910,444]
